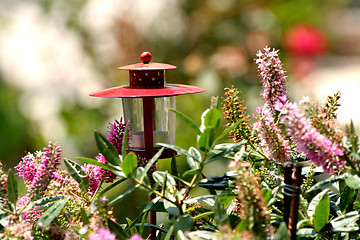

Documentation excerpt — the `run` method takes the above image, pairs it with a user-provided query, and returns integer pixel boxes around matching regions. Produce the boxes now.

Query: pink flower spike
[255,46,288,114]
[127,234,144,240]
[89,228,116,240]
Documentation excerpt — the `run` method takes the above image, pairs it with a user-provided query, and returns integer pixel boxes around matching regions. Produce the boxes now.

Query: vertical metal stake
[143,97,156,240]
[289,164,302,240]
[283,162,293,227]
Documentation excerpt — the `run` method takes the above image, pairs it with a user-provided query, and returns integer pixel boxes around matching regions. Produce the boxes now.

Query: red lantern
[90,52,206,159]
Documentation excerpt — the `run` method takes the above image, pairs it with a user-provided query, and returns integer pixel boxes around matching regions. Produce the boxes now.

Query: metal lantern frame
[90,52,206,159]
[90,52,205,240]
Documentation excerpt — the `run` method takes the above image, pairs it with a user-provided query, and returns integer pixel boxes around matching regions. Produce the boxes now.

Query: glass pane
[122,98,144,149]
[122,97,175,150]
[155,97,175,146]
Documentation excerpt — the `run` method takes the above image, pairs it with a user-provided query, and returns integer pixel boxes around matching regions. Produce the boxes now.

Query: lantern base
[128,148,177,159]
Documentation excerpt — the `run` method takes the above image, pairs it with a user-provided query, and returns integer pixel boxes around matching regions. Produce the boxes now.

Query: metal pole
[143,97,156,240]
[283,162,293,227]
[289,164,302,240]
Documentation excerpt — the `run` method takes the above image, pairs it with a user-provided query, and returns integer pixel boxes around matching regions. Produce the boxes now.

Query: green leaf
[126,217,138,236]
[313,191,330,231]
[206,141,245,164]
[297,219,313,229]
[76,157,124,177]
[214,199,230,227]
[198,128,215,152]
[95,178,127,199]
[124,211,147,233]
[307,174,346,193]
[330,210,360,232]
[109,185,137,206]
[152,171,176,191]
[122,152,137,178]
[170,109,201,135]
[177,230,187,240]
[350,120,356,134]
[140,147,164,182]
[163,199,179,216]
[64,158,89,192]
[187,147,200,169]
[80,207,89,225]
[158,143,200,162]
[7,169,18,205]
[175,214,193,232]
[121,122,130,158]
[184,194,234,204]
[37,195,70,227]
[108,218,128,240]
[161,171,168,196]
[95,131,121,166]
[164,224,174,240]
[296,228,317,238]
[308,189,330,221]
[142,196,161,212]
[260,188,272,204]
[136,167,150,188]
[345,174,360,189]
[275,222,290,240]
[134,223,168,233]
[235,219,248,232]
[21,195,67,213]
[214,120,243,142]
[200,108,221,131]
[193,211,215,221]
[183,168,201,177]
[171,154,181,190]
[339,185,355,212]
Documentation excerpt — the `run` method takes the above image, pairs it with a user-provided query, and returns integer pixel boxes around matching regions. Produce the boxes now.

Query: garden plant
[1,47,360,239]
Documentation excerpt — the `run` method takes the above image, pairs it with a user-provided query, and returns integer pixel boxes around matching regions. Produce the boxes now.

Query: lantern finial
[140,52,152,64]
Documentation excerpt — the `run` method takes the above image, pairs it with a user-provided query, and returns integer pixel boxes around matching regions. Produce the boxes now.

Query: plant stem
[180,152,208,203]
[132,177,178,206]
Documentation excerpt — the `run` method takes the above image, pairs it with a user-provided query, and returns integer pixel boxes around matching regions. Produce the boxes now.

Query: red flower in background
[283,24,328,56]
[283,24,329,78]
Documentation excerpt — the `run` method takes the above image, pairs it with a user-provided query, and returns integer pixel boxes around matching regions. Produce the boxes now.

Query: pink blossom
[280,101,345,173]
[82,153,117,196]
[17,196,41,222]
[27,142,62,200]
[255,46,288,113]
[254,107,291,163]
[127,234,144,240]
[16,142,62,201]
[89,228,116,240]
[107,118,129,154]
[15,153,41,184]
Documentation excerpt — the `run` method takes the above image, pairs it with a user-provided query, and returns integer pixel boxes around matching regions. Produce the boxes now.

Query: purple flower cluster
[81,153,117,196]
[138,156,157,174]
[107,118,129,154]
[16,142,62,200]
[278,101,345,173]
[254,106,291,163]
[88,228,116,240]
[256,46,288,113]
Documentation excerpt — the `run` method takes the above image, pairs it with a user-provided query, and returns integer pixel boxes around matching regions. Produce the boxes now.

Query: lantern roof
[90,52,206,98]
[118,52,176,71]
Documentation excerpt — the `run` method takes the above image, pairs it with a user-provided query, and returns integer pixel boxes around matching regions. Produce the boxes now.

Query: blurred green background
[1,0,360,223]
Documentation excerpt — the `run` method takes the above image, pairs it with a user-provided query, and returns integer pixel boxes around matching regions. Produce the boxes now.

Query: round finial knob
[140,52,152,64]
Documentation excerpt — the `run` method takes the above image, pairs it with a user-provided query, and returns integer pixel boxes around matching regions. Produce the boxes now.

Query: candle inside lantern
[131,131,170,149]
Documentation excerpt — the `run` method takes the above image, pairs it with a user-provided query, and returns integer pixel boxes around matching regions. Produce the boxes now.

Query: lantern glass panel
[122,97,175,151]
